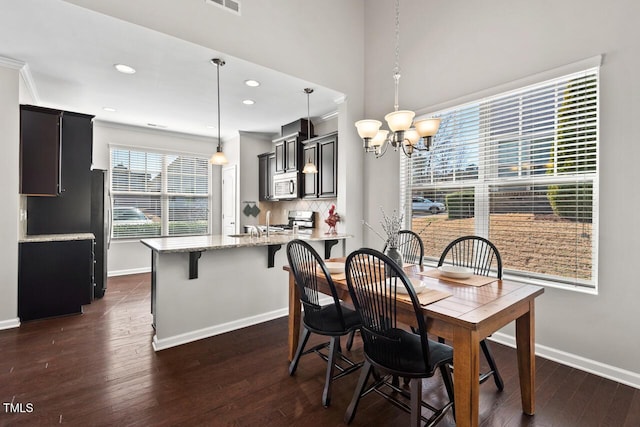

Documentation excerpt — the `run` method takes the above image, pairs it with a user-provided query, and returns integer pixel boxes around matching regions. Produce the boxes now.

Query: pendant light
[210,58,228,165]
[354,0,441,158]
[302,88,318,174]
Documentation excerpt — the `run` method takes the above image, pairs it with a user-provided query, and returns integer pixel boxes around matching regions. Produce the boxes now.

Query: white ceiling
[0,0,344,140]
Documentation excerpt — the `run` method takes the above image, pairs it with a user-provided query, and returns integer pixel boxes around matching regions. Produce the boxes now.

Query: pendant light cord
[216,60,221,149]
[393,0,401,112]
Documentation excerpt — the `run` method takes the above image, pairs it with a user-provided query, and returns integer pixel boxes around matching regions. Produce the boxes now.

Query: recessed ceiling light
[102,107,117,112]
[114,63,136,74]
[206,125,217,129]
[244,79,260,87]
[147,123,167,129]
[242,99,255,105]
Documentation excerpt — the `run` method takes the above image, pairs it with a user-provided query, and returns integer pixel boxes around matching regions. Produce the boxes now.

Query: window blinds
[401,67,598,289]
[111,149,211,239]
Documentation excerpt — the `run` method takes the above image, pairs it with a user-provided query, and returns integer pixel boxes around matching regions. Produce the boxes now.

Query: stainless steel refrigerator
[91,169,110,299]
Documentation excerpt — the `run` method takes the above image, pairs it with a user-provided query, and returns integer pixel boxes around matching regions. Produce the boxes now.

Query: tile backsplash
[249,199,337,229]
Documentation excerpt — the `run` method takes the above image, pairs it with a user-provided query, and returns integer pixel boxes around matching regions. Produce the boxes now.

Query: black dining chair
[437,235,504,391]
[286,239,363,407]
[344,248,455,427]
[383,229,425,265]
[347,229,425,349]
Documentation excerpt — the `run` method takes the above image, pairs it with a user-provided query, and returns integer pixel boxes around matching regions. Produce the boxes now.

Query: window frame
[401,59,600,293]
[109,145,212,240]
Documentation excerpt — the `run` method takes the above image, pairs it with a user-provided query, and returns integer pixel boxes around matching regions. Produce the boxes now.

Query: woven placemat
[396,278,452,306]
[418,269,497,287]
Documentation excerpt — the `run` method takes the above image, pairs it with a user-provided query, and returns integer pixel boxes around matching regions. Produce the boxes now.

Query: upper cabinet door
[302,143,318,198]
[285,137,299,172]
[274,140,285,174]
[20,106,62,196]
[318,134,337,198]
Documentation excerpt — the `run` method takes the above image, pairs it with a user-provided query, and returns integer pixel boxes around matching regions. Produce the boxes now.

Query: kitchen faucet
[266,210,271,238]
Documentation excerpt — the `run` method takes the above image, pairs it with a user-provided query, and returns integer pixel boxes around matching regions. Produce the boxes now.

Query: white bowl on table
[324,262,345,274]
[438,265,473,279]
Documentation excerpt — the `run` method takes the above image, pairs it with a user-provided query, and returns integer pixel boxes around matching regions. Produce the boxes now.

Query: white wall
[237,131,272,229]
[0,65,20,329]
[64,0,367,254]
[363,0,640,383]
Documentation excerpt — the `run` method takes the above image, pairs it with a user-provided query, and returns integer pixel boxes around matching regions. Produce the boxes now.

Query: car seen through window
[412,197,446,214]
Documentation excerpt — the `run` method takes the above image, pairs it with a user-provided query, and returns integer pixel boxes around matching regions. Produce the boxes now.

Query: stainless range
[271,210,316,234]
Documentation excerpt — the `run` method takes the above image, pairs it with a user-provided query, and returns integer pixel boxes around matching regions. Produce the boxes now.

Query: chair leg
[409,378,422,427]
[346,329,356,350]
[289,327,311,376]
[344,361,373,424]
[439,363,455,421]
[480,339,504,391]
[322,336,340,407]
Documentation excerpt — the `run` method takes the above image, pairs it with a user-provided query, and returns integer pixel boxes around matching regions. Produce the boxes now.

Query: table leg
[453,325,480,427]
[516,300,536,415]
[288,271,301,362]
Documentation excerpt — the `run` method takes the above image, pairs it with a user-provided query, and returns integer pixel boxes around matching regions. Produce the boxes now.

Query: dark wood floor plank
[623,388,640,427]
[0,273,638,427]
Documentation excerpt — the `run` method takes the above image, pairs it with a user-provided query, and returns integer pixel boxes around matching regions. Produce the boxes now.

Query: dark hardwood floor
[1,273,639,426]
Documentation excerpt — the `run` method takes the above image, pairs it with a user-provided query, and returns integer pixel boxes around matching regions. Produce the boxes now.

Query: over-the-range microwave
[273,171,299,199]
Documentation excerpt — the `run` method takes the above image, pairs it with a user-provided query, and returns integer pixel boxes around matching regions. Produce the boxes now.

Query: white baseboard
[490,332,640,390]
[0,318,20,331]
[108,267,151,277]
[152,307,289,352]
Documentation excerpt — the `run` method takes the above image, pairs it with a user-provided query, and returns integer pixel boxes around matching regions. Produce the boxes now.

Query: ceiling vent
[206,0,241,15]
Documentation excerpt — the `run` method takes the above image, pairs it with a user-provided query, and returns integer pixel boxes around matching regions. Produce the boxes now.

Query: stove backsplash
[256,199,337,230]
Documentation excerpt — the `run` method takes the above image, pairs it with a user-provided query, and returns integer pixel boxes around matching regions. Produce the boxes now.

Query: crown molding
[0,56,24,69]
[19,63,41,104]
[0,56,41,104]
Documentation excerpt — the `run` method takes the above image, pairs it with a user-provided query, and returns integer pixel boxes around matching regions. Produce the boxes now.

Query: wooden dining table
[283,260,544,427]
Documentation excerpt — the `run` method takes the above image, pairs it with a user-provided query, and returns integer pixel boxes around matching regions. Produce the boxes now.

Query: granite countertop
[140,230,351,253]
[19,233,96,243]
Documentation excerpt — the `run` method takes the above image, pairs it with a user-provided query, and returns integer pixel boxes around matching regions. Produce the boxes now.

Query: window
[401,67,598,290]
[110,148,211,239]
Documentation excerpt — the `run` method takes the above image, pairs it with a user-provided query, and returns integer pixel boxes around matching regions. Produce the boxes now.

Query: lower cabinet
[18,239,94,321]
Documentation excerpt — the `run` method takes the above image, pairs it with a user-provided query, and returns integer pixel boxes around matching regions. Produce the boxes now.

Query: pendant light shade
[355,119,382,139]
[384,110,415,132]
[210,58,228,165]
[414,118,441,137]
[210,147,228,165]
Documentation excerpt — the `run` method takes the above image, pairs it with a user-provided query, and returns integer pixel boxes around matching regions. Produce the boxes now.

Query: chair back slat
[438,236,503,278]
[286,240,346,329]
[345,248,430,371]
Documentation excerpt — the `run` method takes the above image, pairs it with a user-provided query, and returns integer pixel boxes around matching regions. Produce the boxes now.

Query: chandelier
[354,0,440,158]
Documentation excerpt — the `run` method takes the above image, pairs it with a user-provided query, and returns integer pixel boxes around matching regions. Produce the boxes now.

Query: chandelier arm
[375,139,391,158]
[400,138,414,158]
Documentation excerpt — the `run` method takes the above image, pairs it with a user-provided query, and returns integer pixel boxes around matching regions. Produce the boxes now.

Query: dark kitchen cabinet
[19,105,62,196]
[258,152,276,201]
[24,107,94,235]
[301,143,317,198]
[18,239,94,321]
[273,133,303,174]
[302,132,338,199]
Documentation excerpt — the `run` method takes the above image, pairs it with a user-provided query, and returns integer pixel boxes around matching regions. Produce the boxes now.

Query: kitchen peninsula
[141,231,350,351]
